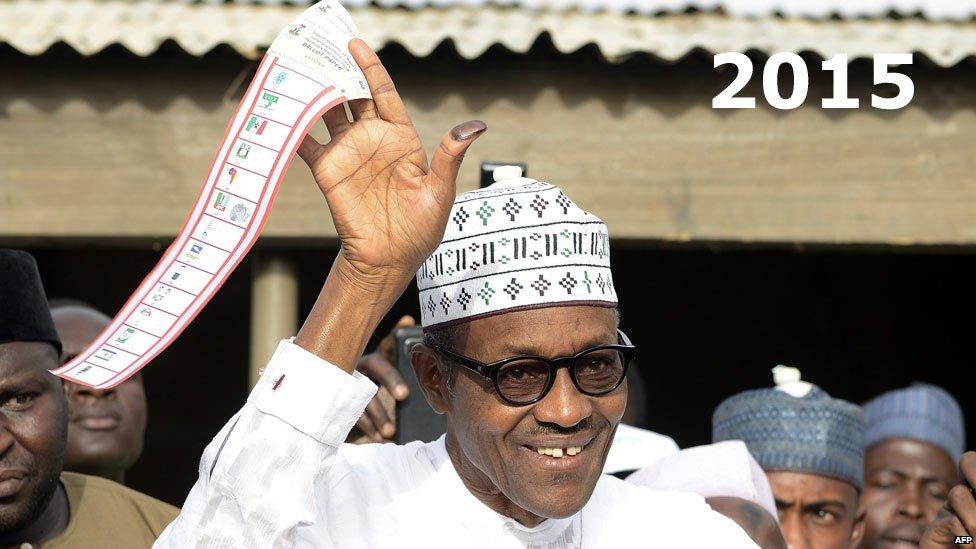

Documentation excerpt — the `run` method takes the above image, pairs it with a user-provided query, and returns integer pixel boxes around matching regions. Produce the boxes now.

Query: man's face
[440,306,626,520]
[858,439,958,549]
[52,307,147,477]
[0,342,67,532]
[768,470,865,549]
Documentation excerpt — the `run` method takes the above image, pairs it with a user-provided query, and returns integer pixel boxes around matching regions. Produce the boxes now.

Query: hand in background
[920,451,976,548]
[354,315,415,441]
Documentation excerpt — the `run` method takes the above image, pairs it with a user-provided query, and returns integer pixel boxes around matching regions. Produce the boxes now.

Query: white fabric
[157,340,758,548]
[416,173,617,328]
[625,441,778,520]
[602,423,679,474]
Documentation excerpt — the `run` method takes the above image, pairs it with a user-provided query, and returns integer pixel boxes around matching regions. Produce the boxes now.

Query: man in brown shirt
[42,472,177,548]
[0,250,176,548]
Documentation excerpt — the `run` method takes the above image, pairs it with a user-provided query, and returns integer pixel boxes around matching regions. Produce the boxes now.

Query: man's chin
[0,492,42,532]
[507,471,601,520]
[515,493,592,520]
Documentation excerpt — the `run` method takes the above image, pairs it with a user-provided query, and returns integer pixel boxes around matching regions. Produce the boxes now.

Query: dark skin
[859,439,958,549]
[767,470,866,549]
[351,315,413,442]
[0,342,69,546]
[707,496,788,549]
[288,38,620,530]
[52,305,148,485]
[920,451,976,549]
[411,306,626,526]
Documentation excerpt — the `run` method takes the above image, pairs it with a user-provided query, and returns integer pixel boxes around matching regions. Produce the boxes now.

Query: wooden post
[249,255,298,389]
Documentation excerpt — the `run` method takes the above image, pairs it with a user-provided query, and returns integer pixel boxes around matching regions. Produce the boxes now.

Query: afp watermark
[712,53,914,110]
[955,535,974,544]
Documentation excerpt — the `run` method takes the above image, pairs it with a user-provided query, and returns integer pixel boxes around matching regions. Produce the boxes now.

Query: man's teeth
[535,446,583,457]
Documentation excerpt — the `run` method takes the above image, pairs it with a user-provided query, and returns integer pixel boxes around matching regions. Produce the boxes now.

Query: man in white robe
[156,38,756,548]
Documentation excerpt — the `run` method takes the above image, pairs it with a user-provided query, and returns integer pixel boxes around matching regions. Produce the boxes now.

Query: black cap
[0,250,62,356]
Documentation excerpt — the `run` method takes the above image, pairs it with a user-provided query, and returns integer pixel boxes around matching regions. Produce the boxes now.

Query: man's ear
[850,497,867,548]
[411,344,450,415]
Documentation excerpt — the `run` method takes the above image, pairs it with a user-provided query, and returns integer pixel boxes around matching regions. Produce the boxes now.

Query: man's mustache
[525,417,599,437]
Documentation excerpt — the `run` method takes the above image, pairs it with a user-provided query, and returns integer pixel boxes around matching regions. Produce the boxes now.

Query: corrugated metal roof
[49,0,976,20]
[2,0,974,64]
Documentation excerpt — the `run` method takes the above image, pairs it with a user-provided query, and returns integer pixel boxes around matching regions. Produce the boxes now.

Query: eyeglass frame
[426,329,636,406]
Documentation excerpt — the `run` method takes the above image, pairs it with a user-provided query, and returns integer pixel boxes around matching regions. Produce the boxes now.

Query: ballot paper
[53,0,371,388]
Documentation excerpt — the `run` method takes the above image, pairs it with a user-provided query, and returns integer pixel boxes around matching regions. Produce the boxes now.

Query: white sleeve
[155,340,377,548]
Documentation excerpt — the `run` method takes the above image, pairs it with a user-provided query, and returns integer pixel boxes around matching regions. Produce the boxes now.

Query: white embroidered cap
[417,166,618,329]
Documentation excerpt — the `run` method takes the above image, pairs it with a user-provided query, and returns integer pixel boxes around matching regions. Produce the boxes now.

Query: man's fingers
[378,315,416,360]
[960,452,976,488]
[361,354,409,400]
[348,98,377,121]
[949,484,976,537]
[297,134,323,167]
[323,103,351,138]
[355,415,380,441]
[921,509,970,549]
[347,38,410,125]
[429,120,487,193]
[396,315,416,329]
[364,397,394,440]
[949,515,976,548]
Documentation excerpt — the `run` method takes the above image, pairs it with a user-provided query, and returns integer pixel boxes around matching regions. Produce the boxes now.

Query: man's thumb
[429,120,487,189]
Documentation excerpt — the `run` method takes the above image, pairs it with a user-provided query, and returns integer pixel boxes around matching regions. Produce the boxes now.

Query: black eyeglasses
[428,330,635,406]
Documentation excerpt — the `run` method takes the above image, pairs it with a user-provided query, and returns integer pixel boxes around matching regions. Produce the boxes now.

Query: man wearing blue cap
[713,366,867,549]
[858,384,964,548]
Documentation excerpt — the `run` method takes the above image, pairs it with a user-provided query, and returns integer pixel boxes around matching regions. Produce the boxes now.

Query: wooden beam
[1,54,974,245]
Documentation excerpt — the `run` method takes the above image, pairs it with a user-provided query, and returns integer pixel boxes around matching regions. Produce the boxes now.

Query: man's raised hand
[920,451,976,548]
[297,39,486,287]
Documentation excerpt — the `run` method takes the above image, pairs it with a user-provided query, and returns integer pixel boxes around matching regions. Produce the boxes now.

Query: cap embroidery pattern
[417,173,617,328]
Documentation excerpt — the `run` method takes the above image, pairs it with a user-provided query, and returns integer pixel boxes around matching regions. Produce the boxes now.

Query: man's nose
[896,485,925,520]
[532,368,592,428]
[71,386,116,400]
[779,515,810,549]
[0,425,16,458]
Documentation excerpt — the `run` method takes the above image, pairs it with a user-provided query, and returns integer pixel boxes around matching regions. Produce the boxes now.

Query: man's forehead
[466,306,617,354]
[767,470,858,502]
[866,439,956,477]
[52,307,110,340]
[0,341,60,379]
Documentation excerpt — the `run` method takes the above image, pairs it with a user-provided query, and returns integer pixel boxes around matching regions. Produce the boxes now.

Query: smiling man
[0,250,177,548]
[50,300,148,485]
[714,367,866,549]
[857,384,964,549]
[156,39,756,548]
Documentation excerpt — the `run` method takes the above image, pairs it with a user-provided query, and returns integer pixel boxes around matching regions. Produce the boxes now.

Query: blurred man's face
[435,306,626,523]
[768,470,865,549]
[52,307,147,480]
[0,342,67,532]
[858,439,958,549]
[707,496,787,549]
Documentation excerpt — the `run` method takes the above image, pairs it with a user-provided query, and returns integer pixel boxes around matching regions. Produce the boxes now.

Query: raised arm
[155,39,485,547]
[293,39,485,370]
